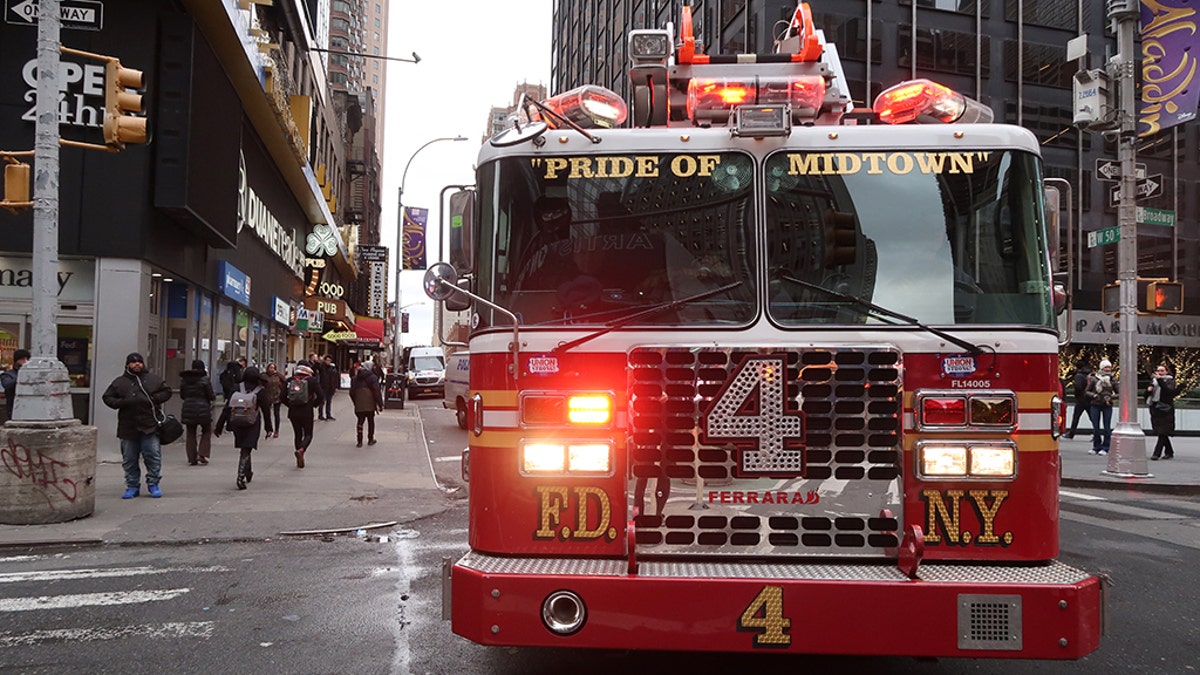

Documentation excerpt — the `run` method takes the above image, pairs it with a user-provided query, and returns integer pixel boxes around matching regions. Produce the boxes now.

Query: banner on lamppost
[402,206,428,270]
[1139,1,1200,135]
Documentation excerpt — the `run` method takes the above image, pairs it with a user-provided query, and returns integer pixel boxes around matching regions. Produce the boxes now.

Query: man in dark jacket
[102,352,173,499]
[348,361,383,447]
[179,359,216,465]
[318,355,339,421]
[1064,359,1092,439]
[219,358,246,401]
[1,348,31,420]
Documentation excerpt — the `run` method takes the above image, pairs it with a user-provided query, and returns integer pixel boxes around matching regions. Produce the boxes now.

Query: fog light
[568,443,611,473]
[920,445,968,476]
[970,446,1015,477]
[542,590,586,635]
[522,443,566,473]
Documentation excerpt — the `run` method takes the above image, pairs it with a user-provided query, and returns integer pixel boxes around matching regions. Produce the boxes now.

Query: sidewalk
[0,395,458,548]
[1060,431,1200,496]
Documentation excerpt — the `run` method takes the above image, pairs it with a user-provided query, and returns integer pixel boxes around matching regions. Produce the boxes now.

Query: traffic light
[1147,281,1183,314]
[822,209,857,268]
[2,158,31,214]
[1102,283,1119,315]
[103,59,146,148]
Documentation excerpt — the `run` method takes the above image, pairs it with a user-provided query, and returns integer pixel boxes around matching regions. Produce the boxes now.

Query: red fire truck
[424,3,1104,659]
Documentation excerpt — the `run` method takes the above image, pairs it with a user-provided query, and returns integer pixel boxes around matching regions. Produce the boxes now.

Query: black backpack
[228,383,262,428]
[287,377,310,406]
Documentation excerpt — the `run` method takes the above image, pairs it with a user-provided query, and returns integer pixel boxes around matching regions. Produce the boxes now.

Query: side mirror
[448,189,476,276]
[445,277,471,313]
[1053,281,1068,315]
[1043,185,1061,272]
[423,262,459,301]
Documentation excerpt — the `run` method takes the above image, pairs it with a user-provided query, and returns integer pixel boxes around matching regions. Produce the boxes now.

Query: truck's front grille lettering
[629,346,904,557]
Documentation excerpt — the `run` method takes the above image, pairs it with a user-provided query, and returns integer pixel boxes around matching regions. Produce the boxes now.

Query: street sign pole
[1106,0,1150,478]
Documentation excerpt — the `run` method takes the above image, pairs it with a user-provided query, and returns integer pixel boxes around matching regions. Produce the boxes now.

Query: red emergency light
[686,75,825,124]
[538,85,628,129]
[873,79,994,125]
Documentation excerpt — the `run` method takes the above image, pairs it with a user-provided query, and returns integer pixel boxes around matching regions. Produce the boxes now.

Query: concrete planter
[0,419,98,525]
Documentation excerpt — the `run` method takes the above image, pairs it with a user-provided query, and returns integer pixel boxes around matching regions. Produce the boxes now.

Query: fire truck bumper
[448,552,1105,659]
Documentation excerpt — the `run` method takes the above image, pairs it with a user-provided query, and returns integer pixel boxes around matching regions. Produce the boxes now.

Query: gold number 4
[738,585,792,647]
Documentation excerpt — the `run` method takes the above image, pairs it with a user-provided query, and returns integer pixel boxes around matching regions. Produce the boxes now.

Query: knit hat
[361,360,374,371]
[126,352,144,365]
[1099,359,1112,370]
[295,364,314,376]
[191,359,206,371]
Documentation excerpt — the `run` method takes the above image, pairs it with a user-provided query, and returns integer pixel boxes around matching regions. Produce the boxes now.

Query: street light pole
[1105,0,1150,477]
[393,135,466,370]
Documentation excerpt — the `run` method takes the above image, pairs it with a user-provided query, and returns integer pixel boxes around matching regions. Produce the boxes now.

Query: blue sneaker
[147,484,163,498]
[122,487,139,499]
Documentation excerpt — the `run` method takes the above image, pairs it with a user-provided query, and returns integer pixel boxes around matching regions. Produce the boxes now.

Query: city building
[550,1,1200,365]
[0,0,362,447]
[485,82,548,141]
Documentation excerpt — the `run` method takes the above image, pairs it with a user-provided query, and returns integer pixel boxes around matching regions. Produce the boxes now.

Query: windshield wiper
[552,280,744,354]
[778,274,984,356]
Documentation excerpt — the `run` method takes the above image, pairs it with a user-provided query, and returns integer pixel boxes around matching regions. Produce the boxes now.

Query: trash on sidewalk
[278,520,398,537]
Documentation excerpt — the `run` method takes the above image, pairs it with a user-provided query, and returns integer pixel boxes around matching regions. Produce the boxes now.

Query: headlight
[522,443,566,473]
[970,446,1015,477]
[520,441,613,476]
[568,443,611,473]
[920,445,968,476]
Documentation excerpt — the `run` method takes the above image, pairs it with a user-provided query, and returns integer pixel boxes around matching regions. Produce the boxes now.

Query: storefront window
[0,321,21,370]
[163,282,190,388]
[198,292,214,376]
[215,301,235,389]
[236,307,249,363]
[57,325,92,388]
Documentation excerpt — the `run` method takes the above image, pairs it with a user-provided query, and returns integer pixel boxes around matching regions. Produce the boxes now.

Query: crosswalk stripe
[1059,490,1106,502]
[0,588,191,612]
[0,621,214,647]
[0,565,228,584]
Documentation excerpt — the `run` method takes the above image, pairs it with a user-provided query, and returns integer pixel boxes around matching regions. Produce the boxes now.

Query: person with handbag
[1147,364,1177,460]
[102,352,173,499]
[179,359,216,465]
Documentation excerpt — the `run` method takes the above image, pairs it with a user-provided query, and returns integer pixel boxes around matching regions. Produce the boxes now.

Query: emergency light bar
[687,75,825,124]
[872,79,994,125]
[537,85,628,129]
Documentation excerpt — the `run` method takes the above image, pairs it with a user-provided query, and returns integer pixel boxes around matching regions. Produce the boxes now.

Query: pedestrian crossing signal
[1147,281,1183,314]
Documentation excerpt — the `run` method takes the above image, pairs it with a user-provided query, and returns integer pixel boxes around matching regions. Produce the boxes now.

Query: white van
[403,346,446,399]
[443,351,470,429]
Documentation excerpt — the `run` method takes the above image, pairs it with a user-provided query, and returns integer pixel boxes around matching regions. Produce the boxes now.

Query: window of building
[1004,0,1074,30]
[898,27,990,79]
[375,17,381,27]
[900,0,991,15]
[1002,41,1072,89]
[811,13,880,65]
[373,74,379,84]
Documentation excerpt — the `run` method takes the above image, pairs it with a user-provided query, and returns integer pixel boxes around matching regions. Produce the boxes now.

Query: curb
[1061,477,1200,497]
[0,538,104,551]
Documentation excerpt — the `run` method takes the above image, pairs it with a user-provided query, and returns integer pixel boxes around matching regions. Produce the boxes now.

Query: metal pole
[1105,0,1149,477]
[391,135,467,371]
[14,0,73,422]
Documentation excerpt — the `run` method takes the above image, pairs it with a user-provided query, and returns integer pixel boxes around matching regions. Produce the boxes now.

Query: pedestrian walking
[179,359,216,465]
[319,355,339,420]
[1086,359,1117,456]
[1064,358,1092,439]
[101,352,173,499]
[1147,363,1177,460]
[219,357,246,401]
[214,366,270,489]
[262,362,286,439]
[282,363,323,468]
[349,360,383,447]
[1,348,31,420]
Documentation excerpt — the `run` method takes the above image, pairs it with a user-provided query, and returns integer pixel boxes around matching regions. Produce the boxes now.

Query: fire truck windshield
[477,152,758,327]
[765,148,1054,328]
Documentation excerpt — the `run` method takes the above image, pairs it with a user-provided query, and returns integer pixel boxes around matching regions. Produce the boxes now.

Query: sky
[380,1,552,347]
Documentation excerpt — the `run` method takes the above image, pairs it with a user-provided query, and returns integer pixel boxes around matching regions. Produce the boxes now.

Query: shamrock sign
[306,224,339,256]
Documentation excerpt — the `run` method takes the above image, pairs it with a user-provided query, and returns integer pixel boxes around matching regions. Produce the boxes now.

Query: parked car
[443,351,470,430]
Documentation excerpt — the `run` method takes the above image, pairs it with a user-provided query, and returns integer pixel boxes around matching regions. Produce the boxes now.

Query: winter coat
[102,369,173,439]
[1072,366,1093,406]
[282,374,324,420]
[319,362,339,393]
[178,369,216,425]
[1086,372,1117,408]
[214,383,271,449]
[1148,375,1177,436]
[262,371,286,405]
[219,362,244,399]
[1,364,21,418]
[349,369,383,413]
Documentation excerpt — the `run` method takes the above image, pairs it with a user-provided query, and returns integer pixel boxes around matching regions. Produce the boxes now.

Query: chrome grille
[628,346,903,557]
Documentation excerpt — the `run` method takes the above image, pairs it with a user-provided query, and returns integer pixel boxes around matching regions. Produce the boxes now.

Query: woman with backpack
[349,360,384,447]
[282,363,323,468]
[214,366,269,490]
[179,359,216,465]
[1087,359,1117,456]
[262,362,287,439]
